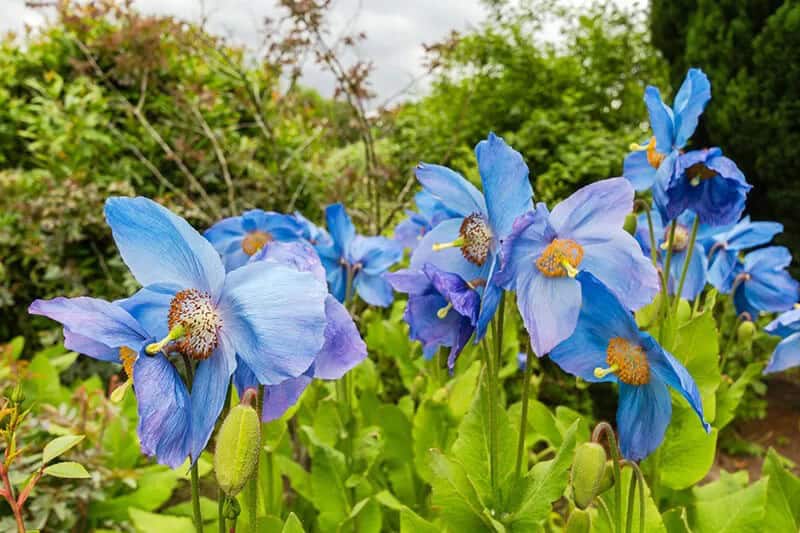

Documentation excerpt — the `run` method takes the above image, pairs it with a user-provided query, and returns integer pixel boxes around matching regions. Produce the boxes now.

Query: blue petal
[723,221,782,251]
[764,332,800,374]
[415,163,486,217]
[354,271,394,307]
[190,338,235,459]
[623,150,657,192]
[742,270,799,314]
[644,86,675,153]
[134,353,191,469]
[423,263,480,323]
[385,268,432,296]
[393,215,428,250]
[262,374,313,422]
[251,240,327,284]
[313,296,367,379]
[29,297,148,360]
[667,244,708,300]
[204,215,246,262]
[410,218,482,283]
[117,284,178,341]
[672,68,711,148]
[475,276,502,341]
[475,132,533,239]
[515,268,581,356]
[549,178,635,243]
[232,356,258,397]
[745,246,792,274]
[708,250,741,293]
[327,265,347,303]
[404,292,467,357]
[765,308,800,338]
[495,207,552,289]
[325,203,356,255]
[218,262,327,385]
[104,197,226,297]
[617,380,672,461]
[350,236,402,275]
[643,333,710,432]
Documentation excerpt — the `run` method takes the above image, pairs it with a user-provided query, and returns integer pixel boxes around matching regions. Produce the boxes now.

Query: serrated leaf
[43,461,90,479]
[42,434,84,464]
[429,449,490,531]
[762,448,800,532]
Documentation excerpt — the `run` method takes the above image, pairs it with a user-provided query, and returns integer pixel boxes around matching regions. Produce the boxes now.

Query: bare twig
[186,99,237,213]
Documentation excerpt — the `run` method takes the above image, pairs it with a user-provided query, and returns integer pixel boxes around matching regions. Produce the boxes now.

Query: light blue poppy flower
[634,209,708,301]
[317,203,402,307]
[204,209,306,271]
[497,178,659,356]
[293,211,333,248]
[32,197,329,467]
[233,241,367,421]
[623,68,710,192]
[707,217,782,291]
[409,132,533,339]
[549,272,710,461]
[764,307,800,374]
[393,190,460,250]
[731,246,799,317]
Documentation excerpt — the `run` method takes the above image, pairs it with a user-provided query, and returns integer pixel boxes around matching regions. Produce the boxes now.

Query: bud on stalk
[214,391,261,497]
[570,442,608,509]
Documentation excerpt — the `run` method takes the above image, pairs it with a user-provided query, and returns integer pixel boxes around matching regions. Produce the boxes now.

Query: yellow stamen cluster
[605,337,650,385]
[241,230,272,256]
[119,346,137,380]
[536,239,584,277]
[686,163,717,186]
[645,136,665,168]
[661,224,690,253]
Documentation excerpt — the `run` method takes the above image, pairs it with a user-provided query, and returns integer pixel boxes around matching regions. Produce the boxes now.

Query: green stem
[515,349,534,478]
[658,222,677,344]
[624,465,637,533]
[265,450,275,515]
[218,490,225,533]
[720,313,745,371]
[593,423,622,533]
[644,209,658,268]
[181,355,203,533]
[481,339,499,493]
[672,217,699,316]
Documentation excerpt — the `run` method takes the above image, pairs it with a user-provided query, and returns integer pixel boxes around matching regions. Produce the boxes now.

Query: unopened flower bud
[570,442,607,509]
[9,384,24,404]
[737,320,756,344]
[223,496,241,520]
[214,402,261,497]
[565,508,591,533]
[596,460,615,495]
[623,213,637,236]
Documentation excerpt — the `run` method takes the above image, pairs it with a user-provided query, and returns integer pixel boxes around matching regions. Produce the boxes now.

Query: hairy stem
[515,349,534,478]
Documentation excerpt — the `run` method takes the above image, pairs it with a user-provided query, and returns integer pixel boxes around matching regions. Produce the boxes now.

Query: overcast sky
[4,0,490,103]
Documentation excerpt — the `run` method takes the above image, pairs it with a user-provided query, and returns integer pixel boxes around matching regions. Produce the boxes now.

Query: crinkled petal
[617,380,672,461]
[495,206,553,289]
[725,221,782,251]
[764,332,800,374]
[516,268,581,356]
[549,178,635,243]
[204,215,246,260]
[104,197,225,297]
[134,353,191,469]
[672,68,711,148]
[117,284,178,341]
[327,265,347,303]
[475,132,533,238]
[745,246,793,274]
[475,254,502,340]
[62,330,119,362]
[251,240,326,284]
[423,263,479,324]
[313,296,367,380]
[218,262,327,385]
[415,162,486,217]
[262,374,313,422]
[708,249,741,293]
[667,245,708,300]
[765,308,800,338]
[190,338,235,459]
[233,356,258,397]
[350,235,402,275]
[325,203,356,256]
[385,268,433,296]
[354,271,394,307]
[623,150,658,192]
[742,270,799,314]
[644,86,675,153]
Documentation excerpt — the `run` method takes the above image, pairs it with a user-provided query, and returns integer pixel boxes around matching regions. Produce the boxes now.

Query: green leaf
[762,448,800,532]
[43,461,90,479]
[688,478,767,532]
[307,433,350,530]
[162,496,218,520]
[6,336,24,360]
[593,467,666,533]
[281,513,306,533]
[90,465,181,521]
[400,509,440,533]
[506,420,578,531]
[276,455,312,502]
[662,507,691,533]
[671,309,721,423]
[715,362,763,430]
[128,508,195,533]
[42,434,84,464]
[447,360,481,418]
[643,400,718,490]
[429,449,489,531]
[413,399,454,483]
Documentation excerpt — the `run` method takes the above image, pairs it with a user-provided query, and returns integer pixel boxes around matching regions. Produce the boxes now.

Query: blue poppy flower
[634,209,708,301]
[707,217,782,292]
[233,241,367,421]
[293,211,333,248]
[33,197,329,467]
[394,191,460,250]
[663,148,751,227]
[549,272,710,461]
[623,68,710,192]
[409,132,533,339]
[730,246,799,317]
[317,203,402,307]
[496,178,659,356]
[764,307,800,374]
[204,209,306,271]
[387,263,480,369]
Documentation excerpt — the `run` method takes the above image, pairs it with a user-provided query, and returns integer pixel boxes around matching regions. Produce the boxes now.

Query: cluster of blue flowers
[30,200,401,468]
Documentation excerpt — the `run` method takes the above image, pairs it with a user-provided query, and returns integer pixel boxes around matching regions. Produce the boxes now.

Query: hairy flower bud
[565,508,591,533]
[623,213,638,236]
[570,442,608,509]
[214,402,261,497]
[737,320,756,344]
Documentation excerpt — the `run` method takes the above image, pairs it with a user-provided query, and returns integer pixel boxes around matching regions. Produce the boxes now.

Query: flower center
[168,289,221,360]
[119,346,137,380]
[241,230,272,256]
[646,136,665,168]
[663,224,690,252]
[536,239,584,277]
[431,213,493,266]
[686,163,717,186]
[605,337,650,385]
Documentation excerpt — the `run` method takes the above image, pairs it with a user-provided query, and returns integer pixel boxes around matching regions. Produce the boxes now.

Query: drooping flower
[387,263,480,369]
[233,241,367,421]
[623,68,710,192]
[634,209,708,301]
[317,203,402,307]
[33,197,328,467]
[549,272,710,461]
[764,307,800,374]
[410,132,533,339]
[707,217,782,292]
[496,178,659,356]
[730,246,798,318]
[393,191,460,250]
[663,148,751,226]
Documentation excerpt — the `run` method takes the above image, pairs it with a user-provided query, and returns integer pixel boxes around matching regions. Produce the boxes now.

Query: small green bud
[9,384,24,405]
[596,460,615,495]
[565,508,591,533]
[737,320,756,343]
[623,213,638,236]
[223,496,241,520]
[570,442,607,509]
[214,402,261,497]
